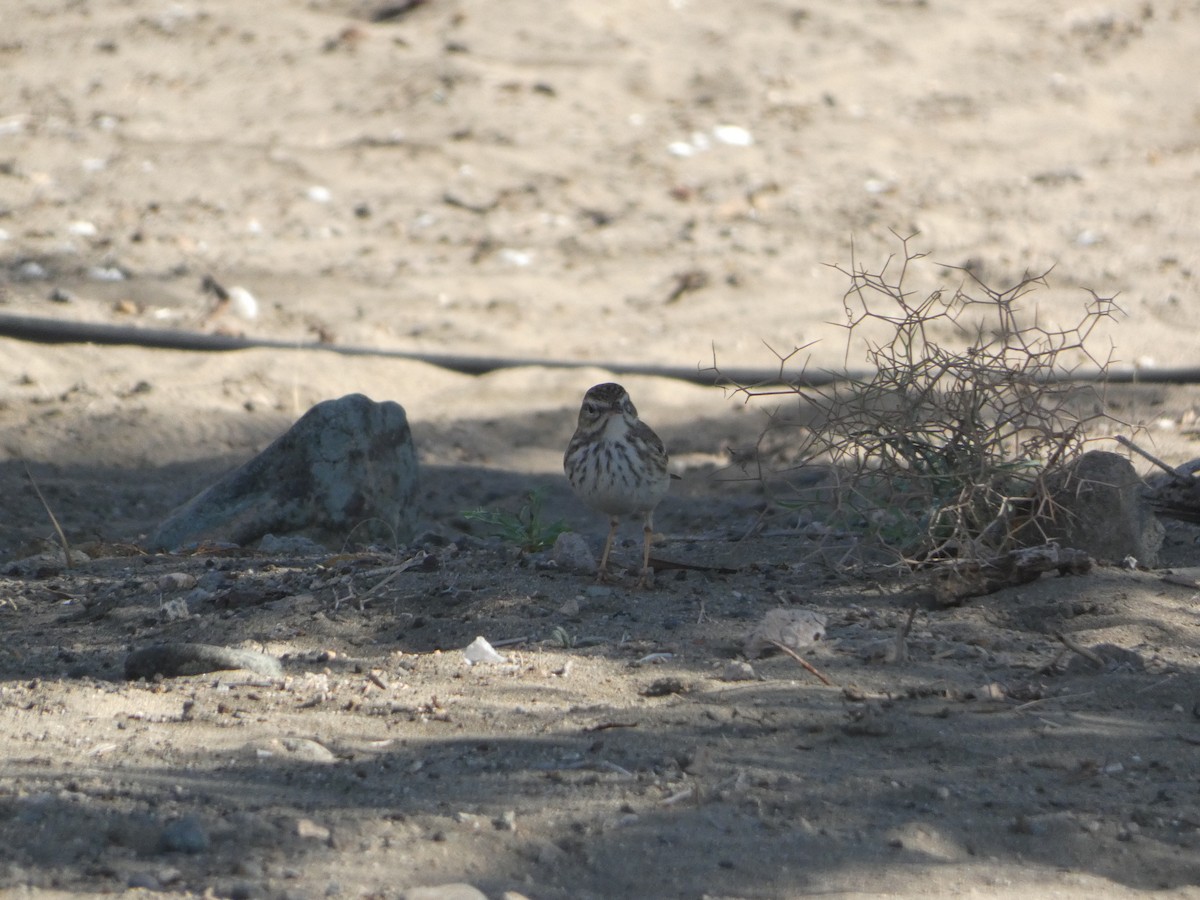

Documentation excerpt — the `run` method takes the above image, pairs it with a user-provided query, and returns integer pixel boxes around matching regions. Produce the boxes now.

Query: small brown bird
[563,382,672,586]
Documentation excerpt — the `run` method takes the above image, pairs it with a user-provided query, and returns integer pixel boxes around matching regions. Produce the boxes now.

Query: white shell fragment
[463,636,505,665]
[712,124,754,146]
[669,125,754,157]
[227,285,259,320]
[305,185,333,203]
[744,608,827,659]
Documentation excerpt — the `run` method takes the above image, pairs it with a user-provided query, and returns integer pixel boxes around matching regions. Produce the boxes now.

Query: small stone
[160,597,190,621]
[246,738,337,764]
[721,660,757,682]
[296,818,332,842]
[552,531,595,573]
[399,886,488,900]
[462,636,505,665]
[160,816,210,853]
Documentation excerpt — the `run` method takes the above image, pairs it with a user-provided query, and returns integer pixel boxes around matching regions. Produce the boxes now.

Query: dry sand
[2,1,1200,897]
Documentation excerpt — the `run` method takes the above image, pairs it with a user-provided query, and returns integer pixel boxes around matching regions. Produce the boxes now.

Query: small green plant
[720,233,1121,567]
[462,489,568,553]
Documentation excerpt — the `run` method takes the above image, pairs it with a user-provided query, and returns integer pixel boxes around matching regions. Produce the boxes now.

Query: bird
[563,382,672,586]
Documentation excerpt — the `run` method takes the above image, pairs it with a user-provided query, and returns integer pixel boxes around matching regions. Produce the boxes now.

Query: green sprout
[462,489,568,553]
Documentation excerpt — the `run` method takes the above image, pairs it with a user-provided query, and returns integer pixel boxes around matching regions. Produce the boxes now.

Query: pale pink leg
[597,515,619,581]
[637,512,654,588]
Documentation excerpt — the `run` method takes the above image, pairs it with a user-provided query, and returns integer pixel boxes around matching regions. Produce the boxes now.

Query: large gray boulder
[148,393,418,551]
[1029,450,1163,567]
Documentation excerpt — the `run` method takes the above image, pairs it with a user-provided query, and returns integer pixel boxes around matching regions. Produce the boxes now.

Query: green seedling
[462,489,568,553]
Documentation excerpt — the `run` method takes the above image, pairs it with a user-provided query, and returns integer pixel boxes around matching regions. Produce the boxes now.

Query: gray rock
[124,643,284,680]
[160,816,210,854]
[551,530,595,573]
[1031,450,1163,566]
[147,394,418,551]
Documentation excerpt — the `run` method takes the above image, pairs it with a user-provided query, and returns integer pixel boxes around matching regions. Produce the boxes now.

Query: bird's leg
[637,512,655,588]
[596,515,619,582]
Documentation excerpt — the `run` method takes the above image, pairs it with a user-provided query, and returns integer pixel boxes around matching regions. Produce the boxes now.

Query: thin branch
[24,462,73,568]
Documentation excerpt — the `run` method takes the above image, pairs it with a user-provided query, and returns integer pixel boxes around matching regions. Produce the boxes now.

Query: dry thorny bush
[718,234,1122,572]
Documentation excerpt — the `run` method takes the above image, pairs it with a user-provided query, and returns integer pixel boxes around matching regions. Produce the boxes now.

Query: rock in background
[147,394,418,551]
[1029,450,1163,567]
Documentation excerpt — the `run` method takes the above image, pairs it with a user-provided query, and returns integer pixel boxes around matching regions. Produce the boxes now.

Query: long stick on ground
[768,640,836,686]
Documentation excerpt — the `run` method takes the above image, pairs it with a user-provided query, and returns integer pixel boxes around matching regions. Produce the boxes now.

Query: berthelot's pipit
[564,382,672,586]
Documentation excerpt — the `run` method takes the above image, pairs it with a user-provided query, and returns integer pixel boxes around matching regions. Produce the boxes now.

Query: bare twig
[24,462,73,568]
[1053,631,1105,668]
[1115,434,1190,484]
[891,606,918,664]
[767,640,836,686]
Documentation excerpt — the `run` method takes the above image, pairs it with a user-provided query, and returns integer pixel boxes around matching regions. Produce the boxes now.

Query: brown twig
[24,462,73,568]
[1114,434,1190,484]
[891,605,918,664]
[767,640,836,686]
[1053,631,1105,668]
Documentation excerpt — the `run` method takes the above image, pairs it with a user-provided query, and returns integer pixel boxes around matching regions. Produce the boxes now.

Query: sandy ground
[2,0,1200,897]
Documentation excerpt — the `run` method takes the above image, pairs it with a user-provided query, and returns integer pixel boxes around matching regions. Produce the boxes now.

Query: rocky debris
[146,393,418,552]
[124,643,284,680]
[1025,450,1163,566]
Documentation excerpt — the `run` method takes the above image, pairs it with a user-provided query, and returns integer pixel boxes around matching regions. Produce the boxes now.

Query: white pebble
[499,248,533,267]
[16,260,47,280]
[68,220,98,237]
[305,185,332,203]
[712,124,754,146]
[87,266,125,281]
[228,285,259,320]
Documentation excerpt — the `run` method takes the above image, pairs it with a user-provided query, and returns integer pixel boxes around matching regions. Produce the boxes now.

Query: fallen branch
[930,544,1092,605]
